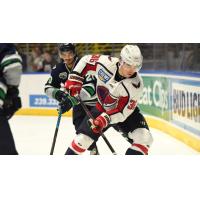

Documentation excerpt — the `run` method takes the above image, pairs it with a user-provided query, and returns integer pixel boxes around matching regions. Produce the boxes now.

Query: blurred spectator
[15,44,27,72]
[13,43,200,73]
[167,44,181,70]
[20,53,28,72]
[185,45,200,72]
[51,46,60,63]
[103,51,112,56]
[29,45,44,72]
[36,51,57,72]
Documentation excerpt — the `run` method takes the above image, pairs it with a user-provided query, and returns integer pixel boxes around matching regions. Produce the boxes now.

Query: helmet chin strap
[117,64,126,78]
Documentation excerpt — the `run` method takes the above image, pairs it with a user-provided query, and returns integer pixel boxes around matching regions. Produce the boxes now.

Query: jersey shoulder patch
[98,68,112,83]
[59,72,68,80]
[96,56,118,84]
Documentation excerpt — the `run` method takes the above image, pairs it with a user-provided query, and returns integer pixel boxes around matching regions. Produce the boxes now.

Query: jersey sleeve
[1,52,22,86]
[72,55,100,76]
[0,52,22,107]
[44,64,66,99]
[80,75,97,106]
[71,55,102,106]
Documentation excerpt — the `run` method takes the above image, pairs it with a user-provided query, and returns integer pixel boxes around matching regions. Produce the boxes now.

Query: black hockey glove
[54,90,79,114]
[3,87,22,120]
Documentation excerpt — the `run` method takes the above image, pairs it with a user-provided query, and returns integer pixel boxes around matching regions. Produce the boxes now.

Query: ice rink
[9,115,199,155]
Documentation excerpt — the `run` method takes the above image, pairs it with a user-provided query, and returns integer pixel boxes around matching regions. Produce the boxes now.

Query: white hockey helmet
[120,45,143,71]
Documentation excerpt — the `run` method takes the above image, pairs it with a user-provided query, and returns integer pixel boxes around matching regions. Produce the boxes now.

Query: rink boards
[16,72,200,152]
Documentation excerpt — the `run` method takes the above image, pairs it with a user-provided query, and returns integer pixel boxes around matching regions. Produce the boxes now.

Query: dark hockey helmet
[58,43,76,53]
[0,43,16,54]
[0,43,16,61]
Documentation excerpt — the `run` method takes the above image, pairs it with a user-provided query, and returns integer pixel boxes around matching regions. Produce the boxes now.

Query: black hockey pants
[0,111,18,155]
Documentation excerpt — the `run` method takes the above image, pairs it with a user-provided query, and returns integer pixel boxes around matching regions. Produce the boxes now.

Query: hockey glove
[88,113,111,134]
[3,87,22,120]
[64,72,84,97]
[55,90,79,113]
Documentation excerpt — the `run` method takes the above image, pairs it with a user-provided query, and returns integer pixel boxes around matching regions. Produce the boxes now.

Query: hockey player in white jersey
[64,45,153,155]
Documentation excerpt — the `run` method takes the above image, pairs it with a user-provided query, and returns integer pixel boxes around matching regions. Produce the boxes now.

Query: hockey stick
[50,106,62,155]
[76,95,117,155]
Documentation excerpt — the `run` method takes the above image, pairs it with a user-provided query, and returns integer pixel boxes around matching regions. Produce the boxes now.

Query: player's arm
[0,52,22,119]
[1,52,22,86]
[107,82,143,124]
[71,55,100,76]
[44,67,78,113]
[44,65,62,99]
[64,55,100,96]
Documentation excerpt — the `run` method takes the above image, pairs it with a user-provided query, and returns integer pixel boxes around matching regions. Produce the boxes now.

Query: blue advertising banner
[29,95,58,108]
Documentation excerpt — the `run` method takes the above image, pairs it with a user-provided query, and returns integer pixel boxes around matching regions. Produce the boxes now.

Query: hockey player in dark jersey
[0,43,22,155]
[64,45,153,155]
[44,43,99,154]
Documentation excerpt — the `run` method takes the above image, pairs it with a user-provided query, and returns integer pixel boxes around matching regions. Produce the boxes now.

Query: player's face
[59,51,75,67]
[119,62,137,78]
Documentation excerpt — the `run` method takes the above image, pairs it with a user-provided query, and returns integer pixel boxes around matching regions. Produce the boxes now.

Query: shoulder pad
[98,55,118,65]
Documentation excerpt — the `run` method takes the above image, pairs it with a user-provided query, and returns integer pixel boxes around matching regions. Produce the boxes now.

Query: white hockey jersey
[73,54,144,124]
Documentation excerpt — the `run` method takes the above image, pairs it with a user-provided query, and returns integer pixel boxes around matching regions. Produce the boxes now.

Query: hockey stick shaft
[76,95,117,155]
[50,107,62,155]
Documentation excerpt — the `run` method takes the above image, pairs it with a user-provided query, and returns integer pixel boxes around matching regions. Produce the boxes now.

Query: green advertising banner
[139,73,200,151]
[139,76,170,120]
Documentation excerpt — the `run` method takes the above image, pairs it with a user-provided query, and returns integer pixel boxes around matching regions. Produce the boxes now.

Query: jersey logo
[132,82,140,88]
[104,94,118,110]
[97,86,109,104]
[59,72,68,80]
[127,99,137,110]
[98,69,111,83]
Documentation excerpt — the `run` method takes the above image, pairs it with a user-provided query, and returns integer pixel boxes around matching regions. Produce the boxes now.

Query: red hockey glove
[88,113,111,134]
[65,73,84,97]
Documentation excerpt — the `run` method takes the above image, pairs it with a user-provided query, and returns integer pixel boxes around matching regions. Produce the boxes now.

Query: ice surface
[9,116,199,155]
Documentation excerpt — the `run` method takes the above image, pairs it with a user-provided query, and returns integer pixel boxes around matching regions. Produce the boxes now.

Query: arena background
[1,1,200,200]
[14,43,200,152]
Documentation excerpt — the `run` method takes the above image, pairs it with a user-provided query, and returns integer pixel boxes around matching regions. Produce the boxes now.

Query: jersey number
[127,99,137,110]
[89,54,101,63]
